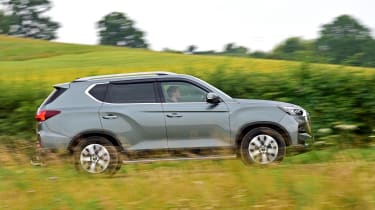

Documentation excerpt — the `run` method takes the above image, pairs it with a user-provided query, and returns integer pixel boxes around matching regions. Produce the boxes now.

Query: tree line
[176,15,375,68]
[1,0,375,67]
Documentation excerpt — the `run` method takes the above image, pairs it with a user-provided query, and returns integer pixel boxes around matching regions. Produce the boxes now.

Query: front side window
[161,81,207,103]
[107,82,157,103]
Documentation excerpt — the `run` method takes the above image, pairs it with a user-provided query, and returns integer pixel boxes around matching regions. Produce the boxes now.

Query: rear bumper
[37,122,71,150]
[38,130,71,149]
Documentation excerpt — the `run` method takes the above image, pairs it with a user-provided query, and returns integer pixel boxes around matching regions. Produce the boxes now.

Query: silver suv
[36,72,311,174]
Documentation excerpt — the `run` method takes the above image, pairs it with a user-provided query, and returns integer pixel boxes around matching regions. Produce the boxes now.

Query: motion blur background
[1,0,375,209]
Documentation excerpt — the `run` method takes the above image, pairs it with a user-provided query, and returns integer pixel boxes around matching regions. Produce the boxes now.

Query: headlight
[278,106,304,116]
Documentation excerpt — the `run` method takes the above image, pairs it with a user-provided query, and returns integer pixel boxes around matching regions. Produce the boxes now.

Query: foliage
[223,42,249,55]
[263,15,375,67]
[97,12,148,48]
[185,45,197,54]
[270,37,320,62]
[177,15,375,68]
[249,51,268,58]
[0,0,60,40]
[0,10,10,33]
[203,64,375,141]
[0,83,48,138]
[316,15,374,66]
[274,37,307,54]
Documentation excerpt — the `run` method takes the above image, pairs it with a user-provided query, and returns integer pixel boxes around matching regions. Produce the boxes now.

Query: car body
[35,72,311,174]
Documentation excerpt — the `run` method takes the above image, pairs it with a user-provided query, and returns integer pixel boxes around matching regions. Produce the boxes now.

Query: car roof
[73,71,184,83]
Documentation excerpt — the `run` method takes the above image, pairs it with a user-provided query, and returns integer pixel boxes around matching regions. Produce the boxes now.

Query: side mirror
[206,92,220,104]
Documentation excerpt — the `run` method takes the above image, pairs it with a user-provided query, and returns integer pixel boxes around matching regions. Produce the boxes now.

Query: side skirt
[122,155,237,164]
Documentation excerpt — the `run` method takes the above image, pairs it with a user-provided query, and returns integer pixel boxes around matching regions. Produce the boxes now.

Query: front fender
[229,104,286,142]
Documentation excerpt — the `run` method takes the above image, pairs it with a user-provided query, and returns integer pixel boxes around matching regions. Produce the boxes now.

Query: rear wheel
[74,136,121,175]
[240,127,286,165]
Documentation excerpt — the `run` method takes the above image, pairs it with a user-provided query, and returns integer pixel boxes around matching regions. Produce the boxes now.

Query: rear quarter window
[88,84,108,102]
[43,87,67,105]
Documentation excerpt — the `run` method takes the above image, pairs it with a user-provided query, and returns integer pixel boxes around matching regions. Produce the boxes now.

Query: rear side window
[44,87,67,105]
[88,84,107,102]
[107,82,157,103]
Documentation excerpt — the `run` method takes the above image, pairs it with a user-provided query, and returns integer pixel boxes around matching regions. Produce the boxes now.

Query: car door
[159,80,231,149]
[99,80,167,151]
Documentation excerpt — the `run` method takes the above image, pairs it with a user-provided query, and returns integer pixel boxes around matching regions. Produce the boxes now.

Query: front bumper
[279,111,312,147]
[296,111,312,145]
[288,112,312,154]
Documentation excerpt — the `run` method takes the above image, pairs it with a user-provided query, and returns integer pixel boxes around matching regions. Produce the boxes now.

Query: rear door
[159,80,231,149]
[99,80,167,151]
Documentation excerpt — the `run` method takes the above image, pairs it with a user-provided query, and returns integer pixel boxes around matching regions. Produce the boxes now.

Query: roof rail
[74,71,175,82]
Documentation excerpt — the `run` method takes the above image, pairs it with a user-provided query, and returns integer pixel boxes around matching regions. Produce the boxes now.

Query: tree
[273,37,306,54]
[1,0,60,40]
[223,43,249,55]
[224,43,235,52]
[316,15,373,65]
[0,10,11,34]
[97,12,148,48]
[271,37,318,61]
[186,45,197,54]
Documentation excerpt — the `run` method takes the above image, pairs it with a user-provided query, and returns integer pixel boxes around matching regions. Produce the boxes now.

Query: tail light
[35,110,61,122]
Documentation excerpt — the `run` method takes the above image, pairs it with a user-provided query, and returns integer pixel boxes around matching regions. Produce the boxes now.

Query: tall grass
[1,147,375,209]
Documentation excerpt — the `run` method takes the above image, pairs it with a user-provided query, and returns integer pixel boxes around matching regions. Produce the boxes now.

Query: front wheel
[240,127,286,165]
[74,136,121,175]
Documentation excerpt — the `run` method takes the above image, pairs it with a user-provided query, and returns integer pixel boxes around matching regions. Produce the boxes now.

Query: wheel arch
[235,122,291,152]
[68,130,123,153]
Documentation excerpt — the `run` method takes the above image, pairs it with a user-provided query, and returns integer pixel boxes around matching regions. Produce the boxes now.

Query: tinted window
[44,87,67,105]
[108,82,157,103]
[89,84,107,101]
[161,81,207,103]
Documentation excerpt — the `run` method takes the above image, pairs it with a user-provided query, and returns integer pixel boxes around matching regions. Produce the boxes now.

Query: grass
[1,144,375,209]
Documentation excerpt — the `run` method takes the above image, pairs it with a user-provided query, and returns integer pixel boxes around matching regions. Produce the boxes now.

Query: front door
[159,81,231,149]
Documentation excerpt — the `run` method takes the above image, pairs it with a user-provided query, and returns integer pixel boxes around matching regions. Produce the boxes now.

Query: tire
[73,136,121,175]
[240,127,286,165]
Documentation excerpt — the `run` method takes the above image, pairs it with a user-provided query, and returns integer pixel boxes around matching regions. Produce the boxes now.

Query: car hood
[234,98,298,108]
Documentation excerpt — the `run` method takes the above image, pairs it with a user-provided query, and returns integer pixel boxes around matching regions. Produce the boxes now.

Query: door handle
[166,113,183,118]
[102,114,118,119]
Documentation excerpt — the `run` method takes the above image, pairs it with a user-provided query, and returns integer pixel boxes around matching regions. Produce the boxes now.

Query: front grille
[298,125,307,133]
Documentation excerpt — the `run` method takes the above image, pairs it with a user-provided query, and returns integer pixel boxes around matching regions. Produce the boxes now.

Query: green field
[1,35,374,84]
[1,35,375,209]
[1,144,375,209]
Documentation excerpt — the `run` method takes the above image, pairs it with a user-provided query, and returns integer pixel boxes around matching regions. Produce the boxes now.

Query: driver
[167,86,181,102]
